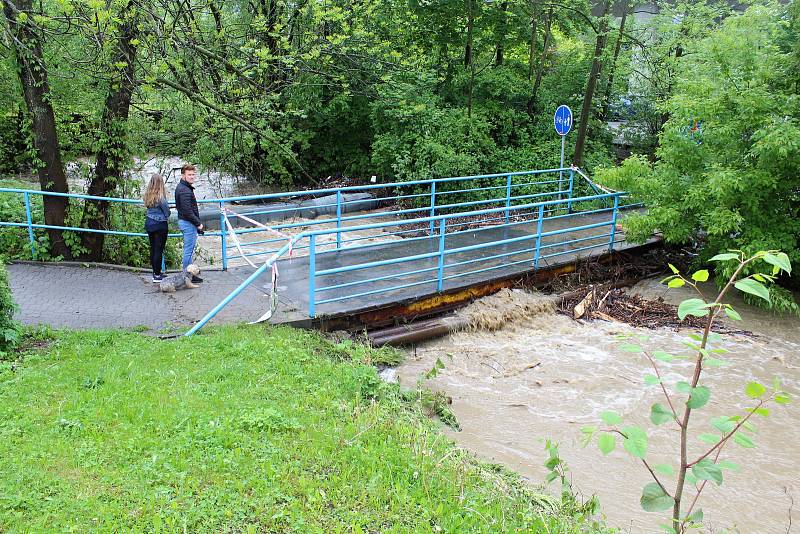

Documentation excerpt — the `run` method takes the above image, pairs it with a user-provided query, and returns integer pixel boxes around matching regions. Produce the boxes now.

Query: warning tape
[221,208,296,324]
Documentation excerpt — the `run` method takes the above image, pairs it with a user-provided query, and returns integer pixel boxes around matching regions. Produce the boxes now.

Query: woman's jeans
[145,218,168,276]
[178,219,198,271]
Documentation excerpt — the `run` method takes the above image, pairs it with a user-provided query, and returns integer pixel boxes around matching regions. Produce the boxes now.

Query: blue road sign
[554,105,573,136]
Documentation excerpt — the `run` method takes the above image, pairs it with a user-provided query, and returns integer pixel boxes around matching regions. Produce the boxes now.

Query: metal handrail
[184,191,624,335]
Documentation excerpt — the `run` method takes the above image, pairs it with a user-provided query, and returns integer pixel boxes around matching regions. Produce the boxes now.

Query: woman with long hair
[143,174,171,282]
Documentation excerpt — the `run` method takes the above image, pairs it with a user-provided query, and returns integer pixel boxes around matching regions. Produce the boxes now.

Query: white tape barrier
[221,208,296,324]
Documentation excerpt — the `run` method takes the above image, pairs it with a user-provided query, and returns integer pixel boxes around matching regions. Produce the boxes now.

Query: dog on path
[159,264,201,293]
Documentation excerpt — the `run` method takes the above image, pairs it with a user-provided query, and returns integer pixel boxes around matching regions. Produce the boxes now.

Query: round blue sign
[554,105,573,136]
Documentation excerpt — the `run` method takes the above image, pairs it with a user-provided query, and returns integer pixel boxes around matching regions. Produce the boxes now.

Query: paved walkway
[7,264,277,334]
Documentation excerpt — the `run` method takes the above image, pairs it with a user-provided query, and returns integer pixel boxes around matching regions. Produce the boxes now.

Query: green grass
[0,325,607,533]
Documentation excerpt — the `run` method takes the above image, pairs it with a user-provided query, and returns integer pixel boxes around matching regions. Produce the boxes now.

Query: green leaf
[753,407,770,417]
[650,403,673,425]
[685,472,698,485]
[734,278,770,303]
[598,433,616,455]
[703,358,727,368]
[622,426,648,458]
[676,381,691,394]
[775,393,791,405]
[692,459,723,486]
[711,416,735,434]
[545,471,559,483]
[733,433,755,448]
[698,433,719,444]
[686,509,704,524]
[654,464,675,477]
[659,524,677,534]
[644,374,661,386]
[687,386,711,409]
[668,263,679,274]
[600,410,622,426]
[620,344,643,353]
[710,253,739,262]
[640,482,673,512]
[691,270,709,282]
[667,278,685,288]
[677,298,709,320]
[745,382,766,399]
[763,252,791,275]
[653,351,675,362]
[717,460,740,471]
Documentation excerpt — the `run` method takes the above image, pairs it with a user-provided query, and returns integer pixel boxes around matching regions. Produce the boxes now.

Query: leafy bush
[0,262,19,357]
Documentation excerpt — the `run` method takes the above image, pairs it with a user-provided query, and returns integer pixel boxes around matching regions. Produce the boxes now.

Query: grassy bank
[0,325,606,532]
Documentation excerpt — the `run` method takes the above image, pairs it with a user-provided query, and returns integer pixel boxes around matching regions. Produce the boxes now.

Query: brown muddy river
[397,281,799,533]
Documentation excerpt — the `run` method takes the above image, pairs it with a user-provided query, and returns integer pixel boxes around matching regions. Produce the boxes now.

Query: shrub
[0,262,19,357]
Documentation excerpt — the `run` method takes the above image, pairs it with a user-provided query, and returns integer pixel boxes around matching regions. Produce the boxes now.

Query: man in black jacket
[175,164,203,283]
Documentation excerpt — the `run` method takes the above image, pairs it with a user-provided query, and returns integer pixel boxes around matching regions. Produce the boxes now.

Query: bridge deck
[271,209,652,324]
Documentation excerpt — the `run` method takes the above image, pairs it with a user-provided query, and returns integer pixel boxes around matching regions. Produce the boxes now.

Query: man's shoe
[152,274,164,283]
[191,275,203,283]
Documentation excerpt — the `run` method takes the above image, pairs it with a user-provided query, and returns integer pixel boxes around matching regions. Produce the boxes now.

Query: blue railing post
[533,204,544,269]
[567,168,575,213]
[219,201,228,271]
[505,174,512,223]
[608,195,619,252]
[23,192,35,259]
[429,181,436,236]
[335,191,342,250]
[309,234,317,317]
[437,218,446,291]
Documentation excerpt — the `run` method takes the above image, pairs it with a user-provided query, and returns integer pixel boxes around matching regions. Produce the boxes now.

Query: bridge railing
[0,167,578,266]
[304,192,624,317]
[184,190,625,335]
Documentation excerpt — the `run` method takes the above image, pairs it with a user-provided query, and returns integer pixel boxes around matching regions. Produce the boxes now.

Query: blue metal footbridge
[0,166,651,335]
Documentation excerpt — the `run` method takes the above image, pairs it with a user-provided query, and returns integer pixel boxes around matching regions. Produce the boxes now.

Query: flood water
[397,282,799,533]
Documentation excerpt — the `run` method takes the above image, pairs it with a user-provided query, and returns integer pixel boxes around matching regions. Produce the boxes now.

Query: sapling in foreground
[581,250,793,533]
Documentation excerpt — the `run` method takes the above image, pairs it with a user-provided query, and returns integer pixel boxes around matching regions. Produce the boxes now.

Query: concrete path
[7,264,279,334]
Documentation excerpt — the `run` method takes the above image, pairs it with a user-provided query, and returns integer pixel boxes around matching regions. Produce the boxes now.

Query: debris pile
[558,286,747,334]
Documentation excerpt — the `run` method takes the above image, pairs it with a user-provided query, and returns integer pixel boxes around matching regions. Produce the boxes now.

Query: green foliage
[0,263,19,357]
[597,5,800,300]
[0,324,609,532]
[582,252,793,532]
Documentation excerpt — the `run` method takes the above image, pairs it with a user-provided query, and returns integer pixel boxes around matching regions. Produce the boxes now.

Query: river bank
[396,281,799,532]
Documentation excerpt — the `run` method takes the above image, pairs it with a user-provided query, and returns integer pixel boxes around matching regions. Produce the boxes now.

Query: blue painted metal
[335,191,342,250]
[609,194,619,252]
[437,219,446,291]
[308,234,317,318]
[429,181,436,236]
[505,175,512,223]
[567,168,575,213]
[534,204,545,269]
[554,105,573,136]
[23,192,35,259]
[220,201,228,271]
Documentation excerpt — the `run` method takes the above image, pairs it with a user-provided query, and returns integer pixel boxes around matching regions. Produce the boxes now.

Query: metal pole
[608,195,619,252]
[429,181,436,236]
[309,234,317,317]
[437,218,446,291]
[219,201,228,270]
[23,192,35,259]
[559,135,566,201]
[534,204,544,269]
[505,175,512,223]
[335,191,342,250]
[567,168,574,213]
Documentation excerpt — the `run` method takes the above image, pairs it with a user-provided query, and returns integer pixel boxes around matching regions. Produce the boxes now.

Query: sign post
[553,105,573,204]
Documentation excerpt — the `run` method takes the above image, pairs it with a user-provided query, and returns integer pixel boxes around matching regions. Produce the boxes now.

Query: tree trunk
[527,6,551,117]
[2,0,72,259]
[494,1,509,67]
[464,0,474,68]
[527,1,539,80]
[573,1,610,167]
[600,3,629,121]
[79,2,139,260]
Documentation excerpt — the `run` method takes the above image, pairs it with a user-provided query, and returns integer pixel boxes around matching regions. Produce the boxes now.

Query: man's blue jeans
[178,219,198,271]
